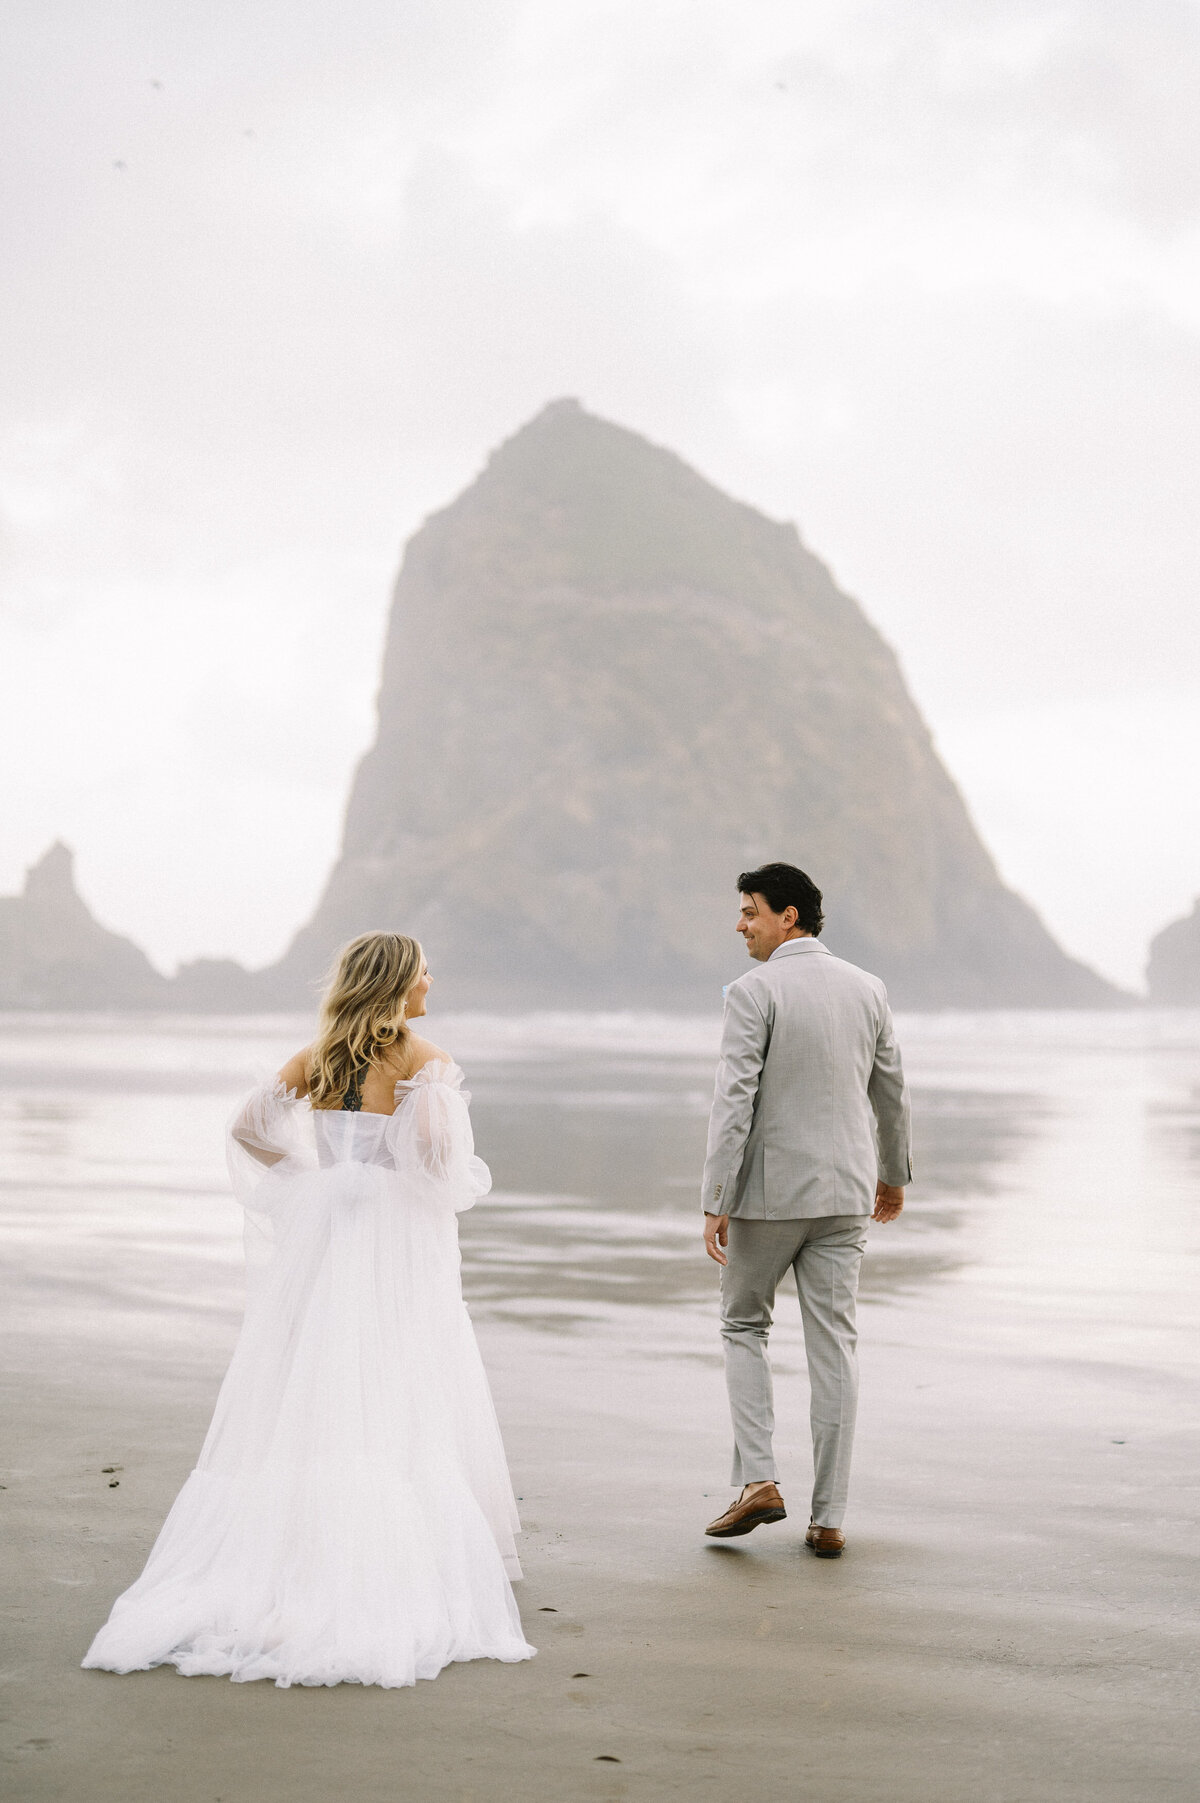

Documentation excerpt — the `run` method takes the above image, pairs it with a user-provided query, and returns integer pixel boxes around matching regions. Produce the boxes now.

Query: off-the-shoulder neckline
[328,1058,463,1117]
[292,1057,463,1118]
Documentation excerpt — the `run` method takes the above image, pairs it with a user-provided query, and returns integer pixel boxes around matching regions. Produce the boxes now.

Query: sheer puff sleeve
[227,1079,311,1269]
[387,1060,492,1212]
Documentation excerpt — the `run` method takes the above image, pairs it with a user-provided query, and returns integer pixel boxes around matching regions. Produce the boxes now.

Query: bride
[83,932,535,1688]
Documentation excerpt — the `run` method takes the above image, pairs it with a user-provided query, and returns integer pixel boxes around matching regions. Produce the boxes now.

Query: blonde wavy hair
[307,932,426,1109]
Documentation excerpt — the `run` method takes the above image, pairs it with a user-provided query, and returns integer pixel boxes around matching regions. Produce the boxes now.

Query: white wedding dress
[83,1060,535,1688]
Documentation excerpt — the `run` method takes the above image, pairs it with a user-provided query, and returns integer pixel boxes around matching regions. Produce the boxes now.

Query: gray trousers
[720,1215,869,1529]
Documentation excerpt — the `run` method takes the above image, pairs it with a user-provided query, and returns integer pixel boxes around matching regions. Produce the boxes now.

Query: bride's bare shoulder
[388,1034,451,1081]
[278,1047,312,1097]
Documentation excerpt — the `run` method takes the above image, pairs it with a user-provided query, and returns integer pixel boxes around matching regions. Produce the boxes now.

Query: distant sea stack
[0,846,278,1012]
[0,842,169,1009]
[1146,899,1200,1004]
[268,399,1121,1010]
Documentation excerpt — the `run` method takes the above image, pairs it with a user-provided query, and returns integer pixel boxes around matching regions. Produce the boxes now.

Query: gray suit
[702,938,912,1526]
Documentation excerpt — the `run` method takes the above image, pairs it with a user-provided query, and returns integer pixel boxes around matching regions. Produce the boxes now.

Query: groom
[701,863,911,1557]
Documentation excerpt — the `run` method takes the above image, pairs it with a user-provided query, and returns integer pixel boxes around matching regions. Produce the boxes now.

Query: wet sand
[4,1299,1199,1802]
[3,1010,1199,1799]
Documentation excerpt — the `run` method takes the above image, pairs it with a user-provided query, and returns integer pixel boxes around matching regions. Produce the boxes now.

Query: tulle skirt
[82,1161,535,1687]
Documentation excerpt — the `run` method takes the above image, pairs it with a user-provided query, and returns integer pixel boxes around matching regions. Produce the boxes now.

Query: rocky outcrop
[0,843,170,1009]
[1146,900,1200,1004]
[0,846,287,1013]
[267,399,1124,1010]
[169,957,273,1012]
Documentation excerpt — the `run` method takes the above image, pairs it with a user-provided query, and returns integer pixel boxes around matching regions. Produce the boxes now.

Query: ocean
[2,1008,1198,1382]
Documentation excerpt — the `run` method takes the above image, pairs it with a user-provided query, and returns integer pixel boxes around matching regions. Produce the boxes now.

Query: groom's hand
[704,1213,730,1265]
[873,1182,904,1223]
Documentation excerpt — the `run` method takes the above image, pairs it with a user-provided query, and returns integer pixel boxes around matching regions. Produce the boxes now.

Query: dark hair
[737,863,824,936]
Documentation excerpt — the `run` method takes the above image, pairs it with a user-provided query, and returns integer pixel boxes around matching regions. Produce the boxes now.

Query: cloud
[1,0,1198,972]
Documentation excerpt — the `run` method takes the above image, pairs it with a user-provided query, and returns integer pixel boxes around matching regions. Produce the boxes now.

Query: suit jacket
[701,938,912,1220]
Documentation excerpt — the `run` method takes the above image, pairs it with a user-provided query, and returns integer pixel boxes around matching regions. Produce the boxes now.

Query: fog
[3,0,1199,989]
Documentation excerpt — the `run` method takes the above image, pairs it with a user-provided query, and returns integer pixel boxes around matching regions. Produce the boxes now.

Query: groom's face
[737,892,799,961]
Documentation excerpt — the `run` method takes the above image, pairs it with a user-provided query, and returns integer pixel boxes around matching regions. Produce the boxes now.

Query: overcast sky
[3,0,1198,990]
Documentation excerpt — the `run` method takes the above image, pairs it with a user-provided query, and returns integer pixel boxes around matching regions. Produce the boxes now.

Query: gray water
[2,1010,1198,1381]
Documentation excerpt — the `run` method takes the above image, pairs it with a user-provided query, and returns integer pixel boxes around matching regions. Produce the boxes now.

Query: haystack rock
[1146,899,1200,1004]
[267,400,1121,1010]
[0,842,169,1009]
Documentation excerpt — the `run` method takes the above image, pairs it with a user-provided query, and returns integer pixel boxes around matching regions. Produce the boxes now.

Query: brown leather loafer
[705,1484,787,1537]
[805,1521,845,1558]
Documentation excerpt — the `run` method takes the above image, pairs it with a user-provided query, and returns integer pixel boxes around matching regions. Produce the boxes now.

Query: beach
[3,1010,1199,1801]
